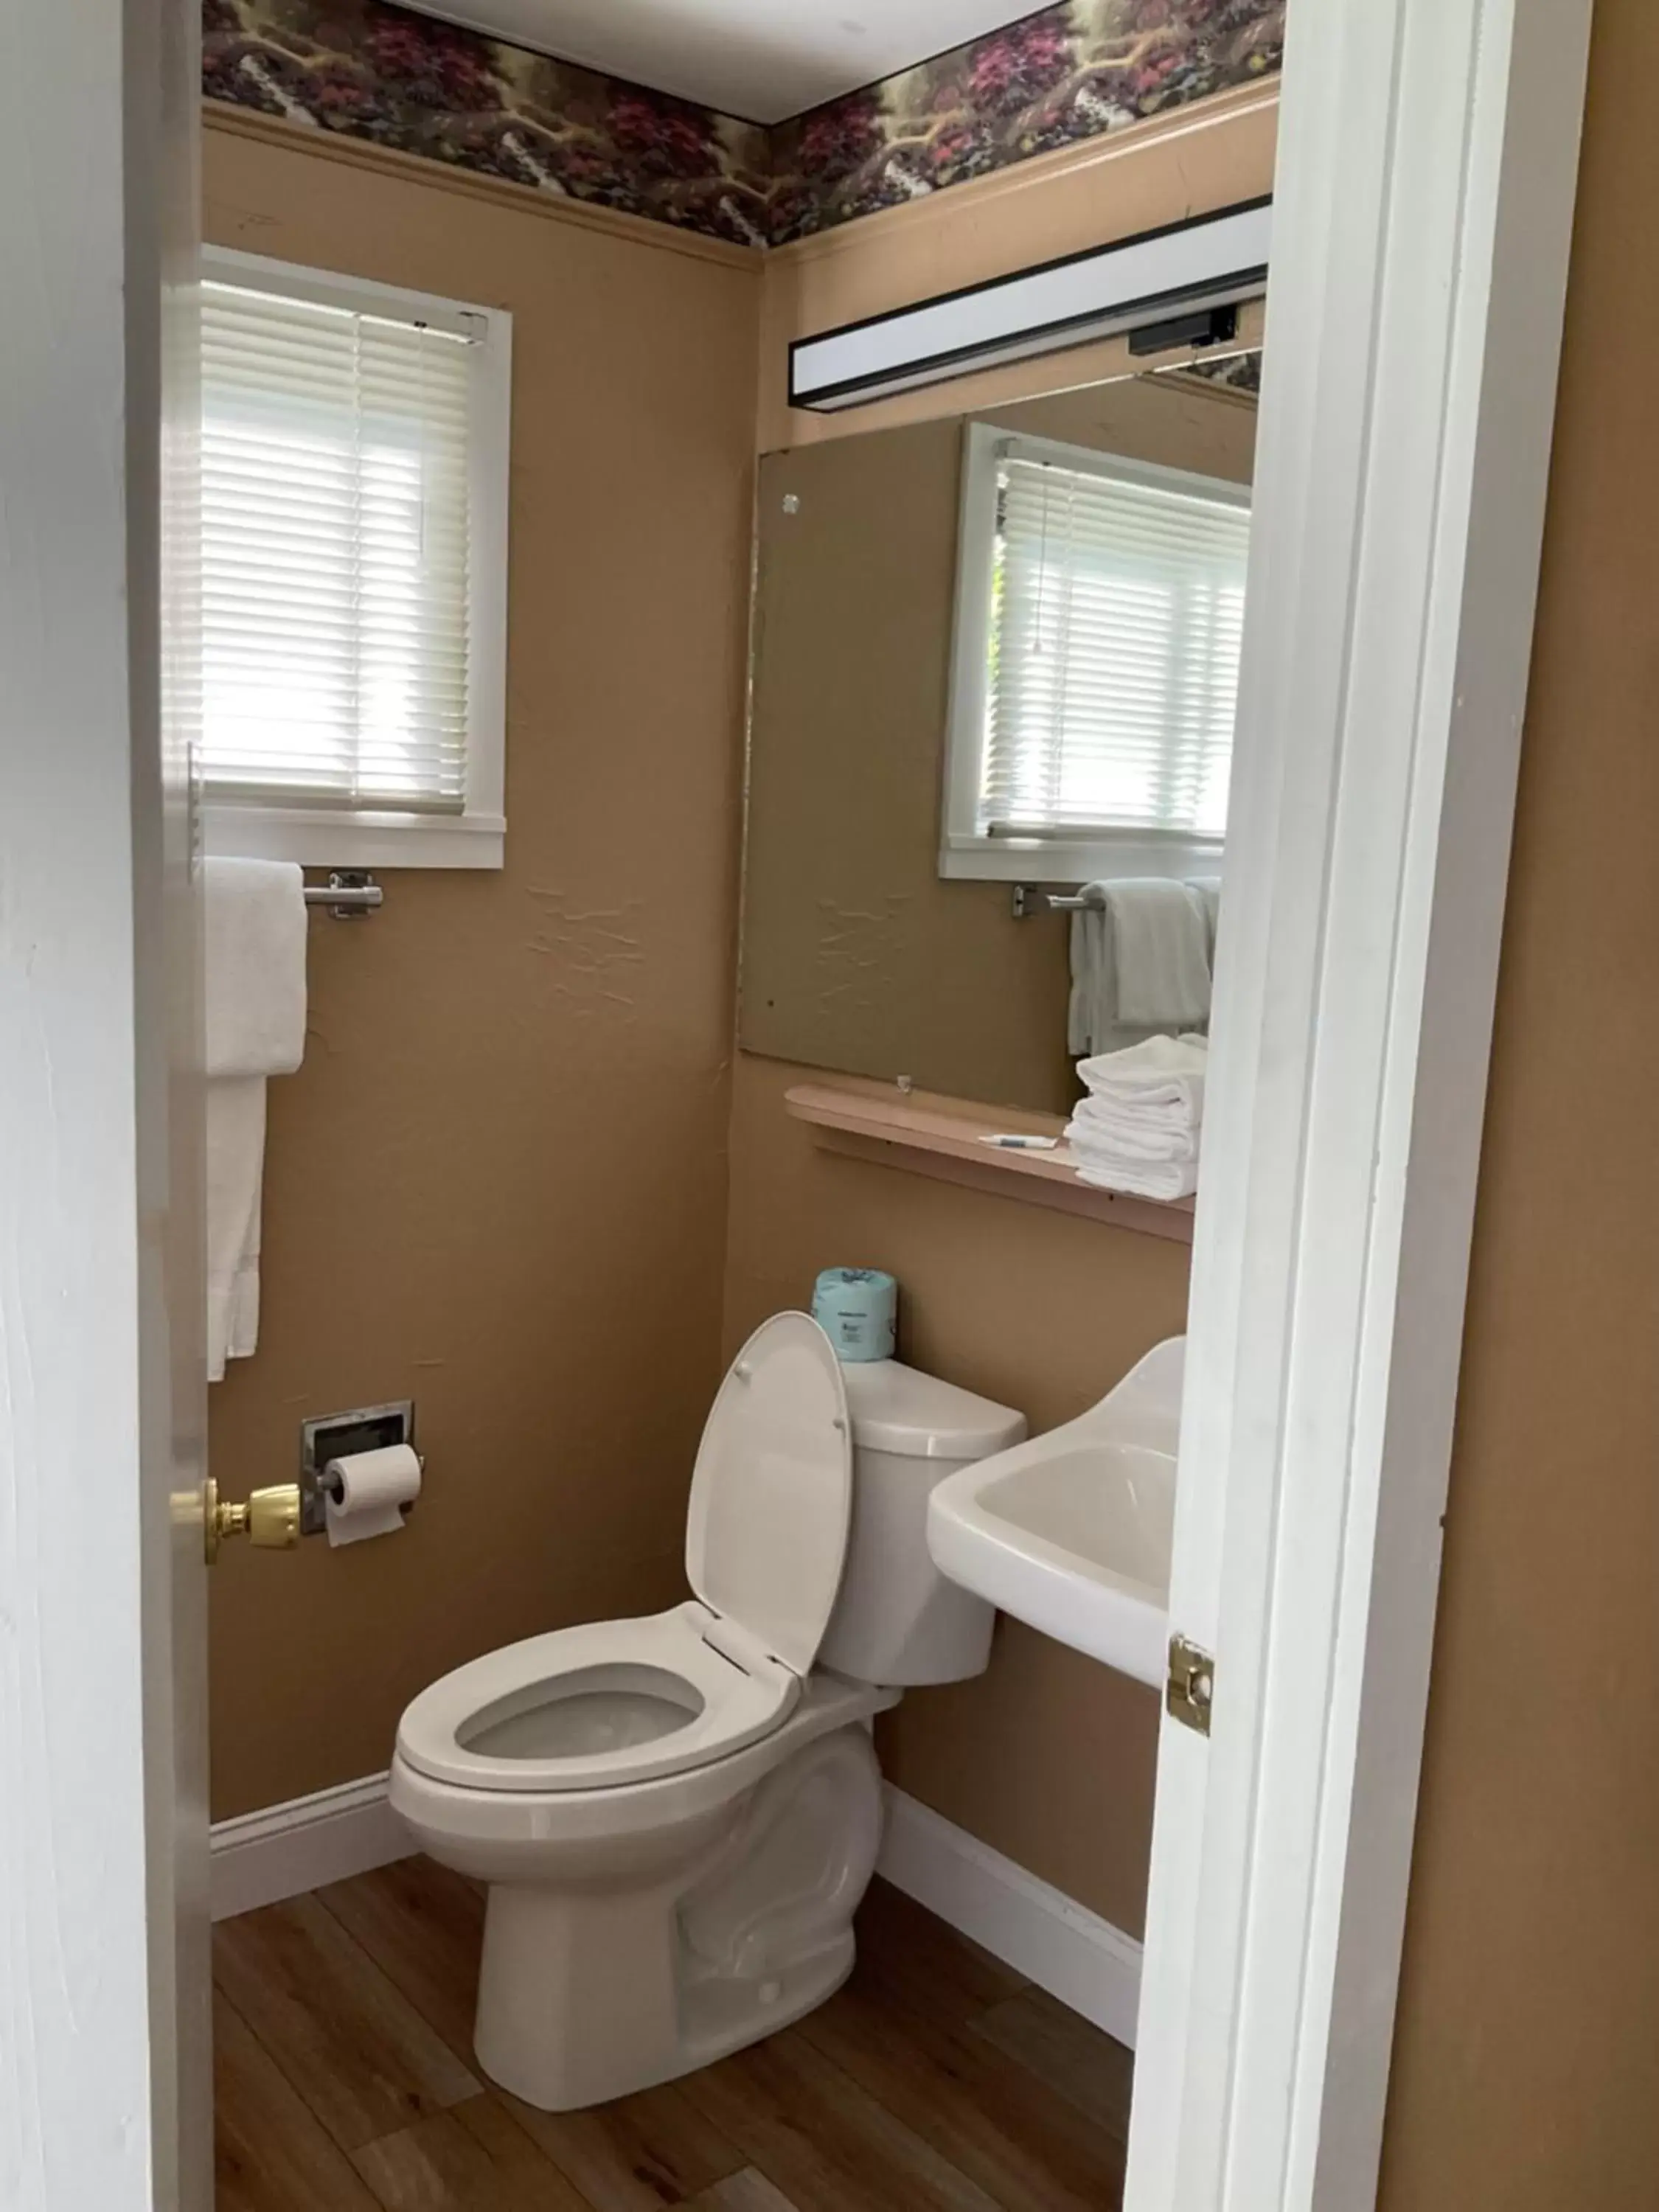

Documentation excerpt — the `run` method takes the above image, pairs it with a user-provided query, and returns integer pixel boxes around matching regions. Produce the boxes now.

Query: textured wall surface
[204,0,1284,246]
[723,1054,1189,1933]
[1379,4,1659,2203]
[204,117,761,1819]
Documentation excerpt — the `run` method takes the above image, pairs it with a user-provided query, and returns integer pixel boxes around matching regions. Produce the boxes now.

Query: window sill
[202,804,505,872]
[938,834,1223,885]
[784,1079,1197,1244]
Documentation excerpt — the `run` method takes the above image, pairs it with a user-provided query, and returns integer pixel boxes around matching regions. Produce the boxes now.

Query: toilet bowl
[390,1312,1025,2111]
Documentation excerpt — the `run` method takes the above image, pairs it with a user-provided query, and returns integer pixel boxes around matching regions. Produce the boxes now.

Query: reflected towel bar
[303,872,383,919]
[1011,884,1102,919]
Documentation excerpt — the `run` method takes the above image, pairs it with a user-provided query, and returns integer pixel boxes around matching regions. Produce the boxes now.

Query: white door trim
[1,4,206,2207]
[1126,3,1592,2208]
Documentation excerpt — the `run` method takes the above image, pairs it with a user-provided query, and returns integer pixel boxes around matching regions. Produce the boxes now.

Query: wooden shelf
[785,1081,1197,1244]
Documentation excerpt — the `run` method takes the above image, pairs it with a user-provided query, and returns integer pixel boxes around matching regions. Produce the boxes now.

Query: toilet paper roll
[324,1441,421,1548]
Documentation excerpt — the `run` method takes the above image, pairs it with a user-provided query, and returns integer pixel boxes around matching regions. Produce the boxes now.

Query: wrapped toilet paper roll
[324,1441,421,1548]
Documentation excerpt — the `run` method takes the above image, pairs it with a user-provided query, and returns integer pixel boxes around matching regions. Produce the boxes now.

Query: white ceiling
[414,1,1045,125]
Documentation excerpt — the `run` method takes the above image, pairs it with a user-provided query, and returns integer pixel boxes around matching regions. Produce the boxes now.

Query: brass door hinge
[1167,1633,1215,1736]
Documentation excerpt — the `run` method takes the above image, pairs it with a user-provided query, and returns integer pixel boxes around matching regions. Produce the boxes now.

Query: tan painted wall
[204,86,1273,1947]
[741,375,1256,1114]
[1378,5,1659,2200]
[203,119,761,1820]
[723,92,1276,1931]
[724,1054,1187,1932]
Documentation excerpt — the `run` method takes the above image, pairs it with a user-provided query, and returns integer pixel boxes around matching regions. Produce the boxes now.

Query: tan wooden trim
[785,1080,1197,1242]
[201,100,762,272]
[767,77,1281,276]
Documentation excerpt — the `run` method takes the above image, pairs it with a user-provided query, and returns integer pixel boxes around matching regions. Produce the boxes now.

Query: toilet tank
[817,1360,1026,1688]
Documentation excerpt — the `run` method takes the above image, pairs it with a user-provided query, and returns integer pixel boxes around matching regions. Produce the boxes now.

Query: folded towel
[1067,1098,1201,1164]
[1077,1034,1208,1122]
[1068,1149,1199,1203]
[204,858,307,1381]
[1104,879,1211,1029]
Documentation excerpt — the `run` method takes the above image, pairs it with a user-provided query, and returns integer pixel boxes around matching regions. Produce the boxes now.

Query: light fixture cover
[789,198,1272,413]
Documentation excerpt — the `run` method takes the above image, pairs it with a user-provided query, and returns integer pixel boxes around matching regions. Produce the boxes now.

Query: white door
[1125,2,1592,2208]
[0,3,210,2208]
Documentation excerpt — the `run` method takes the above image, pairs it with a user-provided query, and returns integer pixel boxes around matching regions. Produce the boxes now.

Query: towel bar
[1011,883,1102,919]
[303,872,383,919]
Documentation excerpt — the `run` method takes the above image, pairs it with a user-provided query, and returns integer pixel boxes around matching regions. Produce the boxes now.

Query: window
[200,249,511,869]
[941,422,1250,883]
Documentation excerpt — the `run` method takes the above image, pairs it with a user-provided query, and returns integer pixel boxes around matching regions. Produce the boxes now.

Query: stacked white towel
[1064,1034,1208,1202]
[205,858,307,1381]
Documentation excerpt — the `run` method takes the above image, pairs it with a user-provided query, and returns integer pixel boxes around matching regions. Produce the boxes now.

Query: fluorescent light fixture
[789,198,1272,414]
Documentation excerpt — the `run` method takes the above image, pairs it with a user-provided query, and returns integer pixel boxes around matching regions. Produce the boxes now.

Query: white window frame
[939,420,1245,884]
[198,247,512,870]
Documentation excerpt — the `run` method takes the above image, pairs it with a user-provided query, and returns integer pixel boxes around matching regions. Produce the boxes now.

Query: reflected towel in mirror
[1104,880,1211,1029]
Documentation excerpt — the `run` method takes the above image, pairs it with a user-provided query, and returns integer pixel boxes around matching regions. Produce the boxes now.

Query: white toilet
[389,1312,1025,2112]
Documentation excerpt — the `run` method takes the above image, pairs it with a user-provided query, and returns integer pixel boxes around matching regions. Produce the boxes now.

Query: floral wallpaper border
[1168,347,1264,395]
[766,1,1284,246]
[204,0,1285,251]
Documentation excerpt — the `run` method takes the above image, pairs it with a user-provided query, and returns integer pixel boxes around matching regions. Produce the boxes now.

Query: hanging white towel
[1103,880,1212,1030]
[1067,890,1169,1058]
[1068,899,1113,1057]
[204,858,307,1382]
[206,1078,268,1377]
[1187,874,1223,963]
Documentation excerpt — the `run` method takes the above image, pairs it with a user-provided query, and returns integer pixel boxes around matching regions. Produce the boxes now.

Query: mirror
[740,351,1260,1116]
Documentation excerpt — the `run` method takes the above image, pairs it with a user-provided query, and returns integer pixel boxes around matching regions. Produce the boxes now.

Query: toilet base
[468,1722,885,2112]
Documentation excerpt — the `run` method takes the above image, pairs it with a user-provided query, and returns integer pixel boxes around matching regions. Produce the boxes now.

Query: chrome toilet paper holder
[299,1400,417,1537]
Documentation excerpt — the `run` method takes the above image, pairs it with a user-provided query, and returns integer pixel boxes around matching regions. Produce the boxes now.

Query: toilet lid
[686,1313,852,1677]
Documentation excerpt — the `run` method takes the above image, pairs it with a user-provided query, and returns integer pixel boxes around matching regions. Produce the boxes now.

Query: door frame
[0,2,209,2208]
[1,0,1596,2202]
[1127,1,1593,2206]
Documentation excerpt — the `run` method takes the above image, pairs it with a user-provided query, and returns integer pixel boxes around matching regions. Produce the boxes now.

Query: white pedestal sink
[925,1339,1183,1688]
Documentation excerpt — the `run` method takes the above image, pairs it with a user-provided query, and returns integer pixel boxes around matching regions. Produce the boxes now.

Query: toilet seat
[398,1314,855,1801]
[397,1602,801,1795]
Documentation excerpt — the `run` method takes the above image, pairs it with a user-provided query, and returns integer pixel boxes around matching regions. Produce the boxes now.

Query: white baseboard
[876,1785,1143,2047]
[212,1771,411,1921]
[212,1770,1141,2048]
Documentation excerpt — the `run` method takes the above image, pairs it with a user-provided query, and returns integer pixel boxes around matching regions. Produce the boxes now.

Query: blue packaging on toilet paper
[812,1267,897,1363]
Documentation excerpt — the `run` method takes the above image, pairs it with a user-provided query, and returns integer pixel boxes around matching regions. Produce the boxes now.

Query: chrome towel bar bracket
[1011,883,1101,920]
[303,870,383,919]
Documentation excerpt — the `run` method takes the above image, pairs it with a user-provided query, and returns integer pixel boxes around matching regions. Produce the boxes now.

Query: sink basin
[925,1340,1183,1686]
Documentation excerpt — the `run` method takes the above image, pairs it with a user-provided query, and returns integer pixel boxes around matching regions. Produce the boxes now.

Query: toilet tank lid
[838,1360,1027,1460]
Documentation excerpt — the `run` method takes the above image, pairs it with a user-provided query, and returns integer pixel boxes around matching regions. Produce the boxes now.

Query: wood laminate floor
[215,1858,1133,2211]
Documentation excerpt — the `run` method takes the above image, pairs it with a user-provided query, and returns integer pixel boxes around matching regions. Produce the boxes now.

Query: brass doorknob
[205,1477,302,1564]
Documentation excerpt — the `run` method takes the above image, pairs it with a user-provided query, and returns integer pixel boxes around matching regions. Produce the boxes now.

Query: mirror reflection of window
[942,426,1251,883]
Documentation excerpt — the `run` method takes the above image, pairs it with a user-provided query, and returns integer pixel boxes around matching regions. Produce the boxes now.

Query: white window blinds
[981,445,1250,844]
[201,276,477,815]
